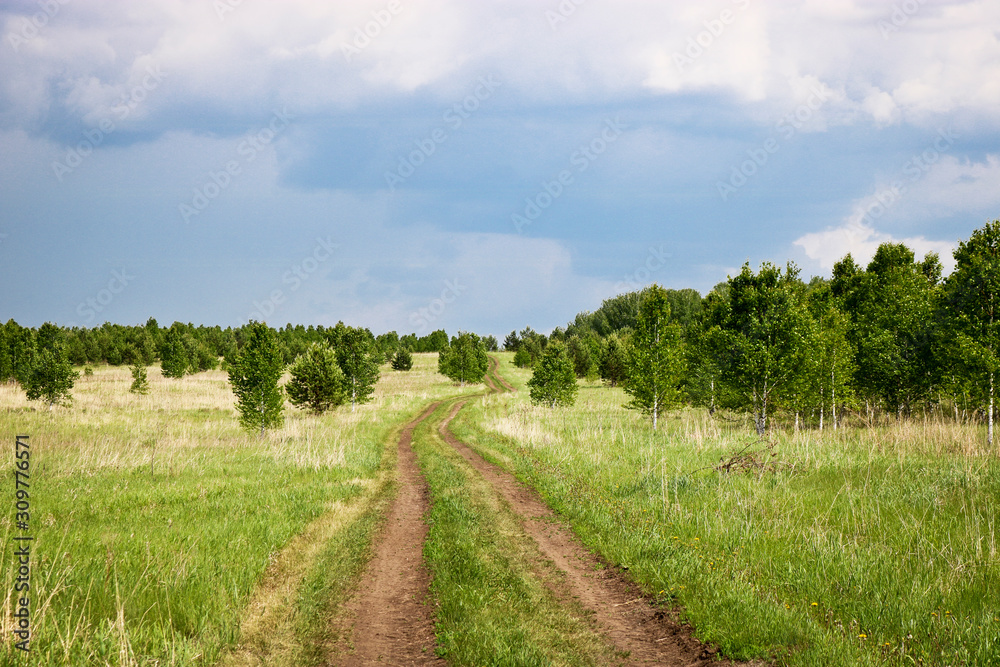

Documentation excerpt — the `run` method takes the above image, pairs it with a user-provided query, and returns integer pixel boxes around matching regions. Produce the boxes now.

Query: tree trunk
[819,385,824,432]
[832,373,837,431]
[989,370,995,448]
[652,390,658,430]
[795,412,800,432]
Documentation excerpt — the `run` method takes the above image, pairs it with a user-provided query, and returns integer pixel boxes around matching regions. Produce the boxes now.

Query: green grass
[0,354,478,666]
[413,398,621,666]
[449,352,1000,666]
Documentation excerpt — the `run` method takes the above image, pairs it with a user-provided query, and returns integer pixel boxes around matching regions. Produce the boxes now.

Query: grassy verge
[0,353,477,666]
[449,352,1000,666]
[413,399,619,666]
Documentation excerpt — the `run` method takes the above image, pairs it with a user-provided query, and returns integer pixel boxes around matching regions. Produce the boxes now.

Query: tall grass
[451,353,1000,666]
[0,354,476,666]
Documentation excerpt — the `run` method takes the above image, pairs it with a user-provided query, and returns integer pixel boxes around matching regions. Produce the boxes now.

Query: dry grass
[0,353,479,666]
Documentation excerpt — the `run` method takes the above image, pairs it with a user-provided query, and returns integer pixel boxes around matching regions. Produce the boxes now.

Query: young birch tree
[622,285,685,430]
[944,220,1000,447]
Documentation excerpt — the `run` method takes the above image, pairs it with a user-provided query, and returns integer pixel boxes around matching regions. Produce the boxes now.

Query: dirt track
[337,360,746,665]
[438,400,740,666]
[337,402,445,666]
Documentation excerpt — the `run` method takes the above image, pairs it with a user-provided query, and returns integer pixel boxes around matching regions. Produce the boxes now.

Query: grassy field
[0,354,477,666]
[450,352,1000,666]
[412,398,622,666]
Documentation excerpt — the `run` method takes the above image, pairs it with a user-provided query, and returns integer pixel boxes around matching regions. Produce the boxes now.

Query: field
[1,352,997,665]
[0,354,480,666]
[451,353,1000,665]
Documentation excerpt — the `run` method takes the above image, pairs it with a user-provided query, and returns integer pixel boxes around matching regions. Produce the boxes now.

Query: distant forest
[2,221,997,439]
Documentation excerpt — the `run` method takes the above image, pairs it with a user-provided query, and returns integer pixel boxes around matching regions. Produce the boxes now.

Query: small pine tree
[513,347,532,368]
[391,348,413,371]
[160,327,189,378]
[22,323,77,408]
[598,334,627,387]
[286,343,346,414]
[129,363,150,395]
[228,321,285,435]
[336,327,381,411]
[527,342,578,408]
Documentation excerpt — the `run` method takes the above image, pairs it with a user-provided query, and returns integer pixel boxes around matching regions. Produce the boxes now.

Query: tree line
[507,221,999,446]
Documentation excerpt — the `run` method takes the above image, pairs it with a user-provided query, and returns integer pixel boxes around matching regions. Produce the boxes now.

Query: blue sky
[2,0,1000,338]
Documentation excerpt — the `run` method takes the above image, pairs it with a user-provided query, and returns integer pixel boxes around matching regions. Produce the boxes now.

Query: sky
[2,0,1000,338]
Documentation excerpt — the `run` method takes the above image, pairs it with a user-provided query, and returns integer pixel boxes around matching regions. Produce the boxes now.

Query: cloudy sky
[2,0,999,337]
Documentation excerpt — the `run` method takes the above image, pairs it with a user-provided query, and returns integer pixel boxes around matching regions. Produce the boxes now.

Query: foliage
[22,323,77,408]
[160,323,190,378]
[483,334,499,352]
[835,244,939,415]
[527,342,578,408]
[705,263,812,434]
[566,334,596,378]
[227,321,285,434]
[622,285,685,429]
[336,326,381,411]
[598,333,628,387]
[129,362,149,395]
[286,343,346,414]
[391,348,413,371]
[438,331,489,385]
[942,219,1000,446]
[513,347,532,368]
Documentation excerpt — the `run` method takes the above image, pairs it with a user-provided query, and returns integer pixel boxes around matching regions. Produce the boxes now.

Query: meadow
[0,354,478,666]
[450,353,1000,666]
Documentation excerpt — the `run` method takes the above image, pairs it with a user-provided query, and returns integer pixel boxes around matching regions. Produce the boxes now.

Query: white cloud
[5,0,1000,137]
[793,220,956,272]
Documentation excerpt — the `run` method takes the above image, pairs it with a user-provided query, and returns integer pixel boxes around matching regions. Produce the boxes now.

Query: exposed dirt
[438,401,749,667]
[487,355,515,392]
[335,402,446,666]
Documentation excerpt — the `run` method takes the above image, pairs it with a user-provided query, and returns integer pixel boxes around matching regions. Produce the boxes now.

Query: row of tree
[507,221,999,445]
[0,319,471,385]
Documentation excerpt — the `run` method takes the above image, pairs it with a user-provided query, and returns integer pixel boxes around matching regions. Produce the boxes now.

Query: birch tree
[622,285,685,430]
[944,220,1000,447]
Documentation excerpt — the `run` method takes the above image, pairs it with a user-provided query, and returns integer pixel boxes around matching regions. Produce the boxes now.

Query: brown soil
[438,401,750,666]
[335,402,446,666]
[487,355,515,392]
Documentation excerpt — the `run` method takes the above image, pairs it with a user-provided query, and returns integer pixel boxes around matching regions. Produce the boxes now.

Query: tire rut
[438,400,744,667]
[335,402,446,666]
